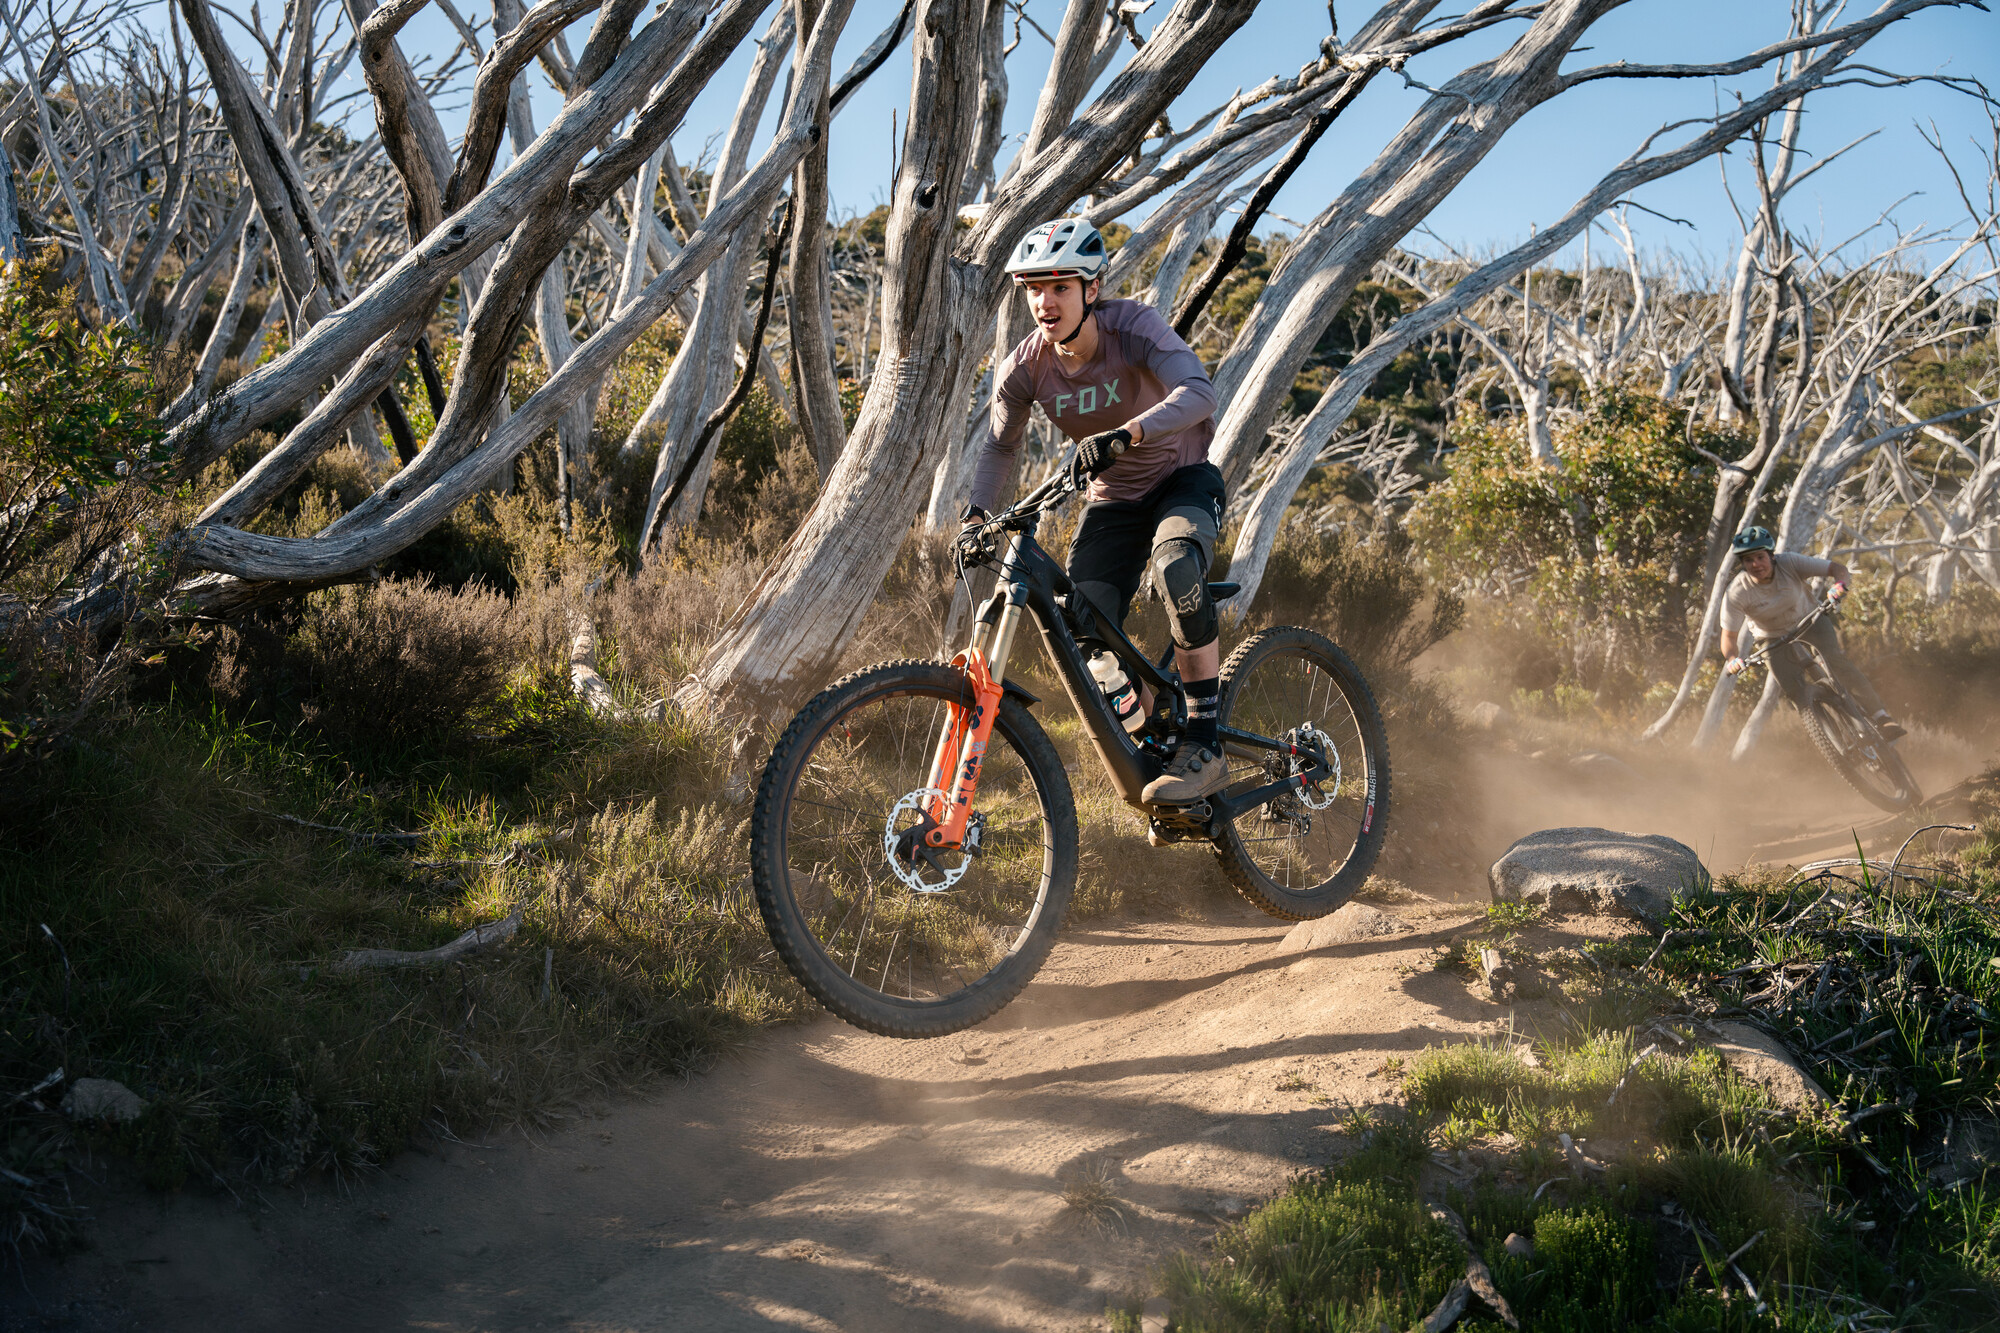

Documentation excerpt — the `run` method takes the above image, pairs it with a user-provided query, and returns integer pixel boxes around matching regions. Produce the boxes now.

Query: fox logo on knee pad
[1152,536,1217,651]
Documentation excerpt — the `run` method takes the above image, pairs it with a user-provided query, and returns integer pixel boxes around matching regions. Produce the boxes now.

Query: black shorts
[1066,462,1226,630]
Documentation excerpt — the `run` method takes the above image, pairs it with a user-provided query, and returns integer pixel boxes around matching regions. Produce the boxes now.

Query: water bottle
[1088,652,1145,733]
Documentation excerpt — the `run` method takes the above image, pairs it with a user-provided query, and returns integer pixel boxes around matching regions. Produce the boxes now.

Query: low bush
[0,254,177,772]
[1409,388,1736,703]
[200,576,517,759]
[1240,523,1464,680]
[1523,1202,1654,1321]
[294,579,517,748]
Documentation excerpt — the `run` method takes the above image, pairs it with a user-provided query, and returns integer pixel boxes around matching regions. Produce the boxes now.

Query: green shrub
[0,254,174,765]
[1165,1173,1465,1330]
[1409,388,1736,697]
[1530,1202,1655,1316]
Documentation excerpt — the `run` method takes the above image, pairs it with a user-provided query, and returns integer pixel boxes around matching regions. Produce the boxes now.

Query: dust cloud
[1454,708,1989,878]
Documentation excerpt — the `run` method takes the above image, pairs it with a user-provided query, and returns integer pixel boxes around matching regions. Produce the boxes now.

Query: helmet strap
[1056,279,1099,347]
[1057,297,1094,346]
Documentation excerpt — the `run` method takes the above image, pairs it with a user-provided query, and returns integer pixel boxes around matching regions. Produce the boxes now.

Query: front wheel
[1212,627,1391,920]
[749,660,1078,1038]
[1798,691,1921,812]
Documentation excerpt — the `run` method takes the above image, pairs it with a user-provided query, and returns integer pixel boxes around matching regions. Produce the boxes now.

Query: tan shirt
[968,299,1217,511]
[1722,552,1835,638]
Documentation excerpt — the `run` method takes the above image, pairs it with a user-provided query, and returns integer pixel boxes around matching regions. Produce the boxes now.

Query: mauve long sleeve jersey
[967,298,1218,513]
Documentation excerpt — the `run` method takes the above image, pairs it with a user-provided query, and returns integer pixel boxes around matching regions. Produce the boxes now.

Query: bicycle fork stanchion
[916,536,1028,852]
[916,648,1004,850]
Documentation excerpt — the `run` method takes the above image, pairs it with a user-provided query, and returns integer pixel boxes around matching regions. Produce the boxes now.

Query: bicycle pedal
[1146,814,1206,847]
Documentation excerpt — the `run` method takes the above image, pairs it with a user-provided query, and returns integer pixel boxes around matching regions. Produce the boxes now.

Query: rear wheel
[1797,687,1921,812]
[1211,627,1390,920]
[749,661,1077,1037]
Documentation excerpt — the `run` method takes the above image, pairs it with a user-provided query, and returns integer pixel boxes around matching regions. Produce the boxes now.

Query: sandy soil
[7,734,1981,1332]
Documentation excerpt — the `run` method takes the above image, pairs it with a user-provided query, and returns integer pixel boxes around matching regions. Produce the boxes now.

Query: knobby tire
[1798,695,1921,813]
[750,660,1078,1038]
[1211,626,1391,920]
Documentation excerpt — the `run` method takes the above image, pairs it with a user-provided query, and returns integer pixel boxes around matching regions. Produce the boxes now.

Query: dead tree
[683,0,1263,724]
[1216,4,1967,621]
[164,0,861,614]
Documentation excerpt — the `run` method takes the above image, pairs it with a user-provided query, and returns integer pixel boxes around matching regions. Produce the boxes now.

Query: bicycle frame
[920,486,1332,850]
[1744,598,1860,717]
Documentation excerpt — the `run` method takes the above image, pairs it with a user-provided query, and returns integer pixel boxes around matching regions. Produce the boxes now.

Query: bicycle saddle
[1206,581,1240,599]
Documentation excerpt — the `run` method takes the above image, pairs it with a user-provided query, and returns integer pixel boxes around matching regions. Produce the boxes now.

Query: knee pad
[1151,537,1216,650]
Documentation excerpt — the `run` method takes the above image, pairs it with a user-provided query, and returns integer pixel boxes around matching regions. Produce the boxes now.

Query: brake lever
[955,525,997,567]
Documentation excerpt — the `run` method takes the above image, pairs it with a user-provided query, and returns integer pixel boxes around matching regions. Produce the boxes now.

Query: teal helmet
[1731,526,1776,557]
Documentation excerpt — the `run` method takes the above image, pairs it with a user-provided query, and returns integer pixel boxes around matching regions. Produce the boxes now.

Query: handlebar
[954,467,1083,569]
[1739,593,1841,668]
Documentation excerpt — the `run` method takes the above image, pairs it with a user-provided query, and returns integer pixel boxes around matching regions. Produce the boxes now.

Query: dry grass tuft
[1057,1155,1134,1235]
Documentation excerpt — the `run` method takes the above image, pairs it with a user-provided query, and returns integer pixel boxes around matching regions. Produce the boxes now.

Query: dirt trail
[16,892,1597,1333]
[11,740,1983,1332]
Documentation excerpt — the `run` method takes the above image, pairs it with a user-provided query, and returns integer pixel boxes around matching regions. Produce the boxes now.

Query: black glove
[1071,428,1133,482]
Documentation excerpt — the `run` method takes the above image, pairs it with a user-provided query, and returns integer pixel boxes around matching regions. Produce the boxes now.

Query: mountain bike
[748,466,1391,1038]
[1744,596,1921,812]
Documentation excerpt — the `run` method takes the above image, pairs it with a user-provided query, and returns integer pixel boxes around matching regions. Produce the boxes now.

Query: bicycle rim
[756,665,1070,1032]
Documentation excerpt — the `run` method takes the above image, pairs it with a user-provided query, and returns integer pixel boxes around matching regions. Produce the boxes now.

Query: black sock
[1183,676,1219,750]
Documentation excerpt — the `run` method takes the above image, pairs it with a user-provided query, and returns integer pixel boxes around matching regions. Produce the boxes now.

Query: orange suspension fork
[919,647,1004,848]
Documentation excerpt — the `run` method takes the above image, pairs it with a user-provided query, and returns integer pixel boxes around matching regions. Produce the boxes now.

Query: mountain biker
[961,217,1228,806]
[1719,526,1905,741]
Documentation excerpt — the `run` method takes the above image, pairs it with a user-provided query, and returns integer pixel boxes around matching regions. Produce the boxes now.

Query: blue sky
[333,0,1998,269]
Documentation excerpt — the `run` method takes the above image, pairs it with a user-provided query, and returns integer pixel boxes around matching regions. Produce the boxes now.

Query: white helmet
[1004,218,1108,283]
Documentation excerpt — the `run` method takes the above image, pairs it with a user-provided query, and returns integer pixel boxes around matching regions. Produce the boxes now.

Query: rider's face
[1021,277,1098,343]
[1739,549,1774,582]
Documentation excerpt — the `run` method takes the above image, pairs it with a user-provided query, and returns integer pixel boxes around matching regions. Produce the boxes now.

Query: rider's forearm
[1719,629,1739,660]
[966,444,1019,516]
[1130,376,1216,443]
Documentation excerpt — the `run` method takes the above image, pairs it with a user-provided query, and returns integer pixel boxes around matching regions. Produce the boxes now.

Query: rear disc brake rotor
[1289,724,1341,810]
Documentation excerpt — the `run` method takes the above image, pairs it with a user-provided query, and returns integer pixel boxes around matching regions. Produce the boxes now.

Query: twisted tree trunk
[685,0,1261,724]
[632,7,795,544]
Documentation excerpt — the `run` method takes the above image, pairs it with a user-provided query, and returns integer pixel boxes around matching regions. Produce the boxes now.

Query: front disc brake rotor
[882,788,972,894]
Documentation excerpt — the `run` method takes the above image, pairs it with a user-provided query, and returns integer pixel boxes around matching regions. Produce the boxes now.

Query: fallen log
[333,902,526,972]
[1428,1201,1519,1330]
[1409,1278,1470,1333]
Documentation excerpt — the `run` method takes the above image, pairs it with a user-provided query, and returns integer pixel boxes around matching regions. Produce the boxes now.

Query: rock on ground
[1274,903,1411,955]
[1705,1021,1828,1113]
[62,1078,146,1123]
[1567,751,1640,781]
[1489,827,1709,925]
[1467,701,1511,730]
